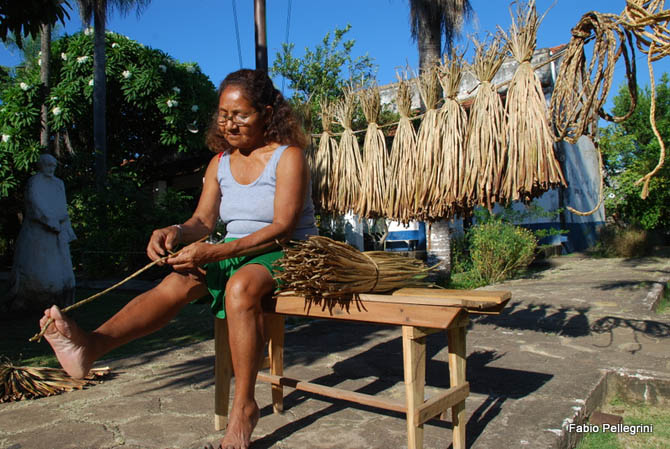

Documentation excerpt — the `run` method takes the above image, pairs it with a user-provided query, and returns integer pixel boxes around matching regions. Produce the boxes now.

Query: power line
[281,0,292,93]
[231,0,243,69]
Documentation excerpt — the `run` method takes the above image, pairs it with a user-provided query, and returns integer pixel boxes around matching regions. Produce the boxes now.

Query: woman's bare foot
[40,305,95,379]
[219,400,260,449]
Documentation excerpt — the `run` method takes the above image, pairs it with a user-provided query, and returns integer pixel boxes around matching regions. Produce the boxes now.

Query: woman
[39,69,317,449]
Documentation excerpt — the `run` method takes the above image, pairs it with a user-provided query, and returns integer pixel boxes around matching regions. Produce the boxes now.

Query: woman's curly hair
[205,69,308,153]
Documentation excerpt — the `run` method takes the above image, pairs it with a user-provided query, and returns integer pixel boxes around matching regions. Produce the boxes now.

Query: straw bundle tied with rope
[357,84,388,218]
[414,65,443,220]
[333,88,363,215]
[386,76,419,224]
[464,34,507,210]
[274,235,436,304]
[313,99,338,211]
[432,52,469,219]
[502,1,566,203]
[1,358,109,402]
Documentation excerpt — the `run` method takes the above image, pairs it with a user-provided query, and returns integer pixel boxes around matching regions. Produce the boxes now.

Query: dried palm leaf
[275,236,436,304]
[464,33,507,210]
[356,84,389,218]
[0,359,109,402]
[333,89,363,214]
[502,1,566,202]
[314,99,338,211]
[387,76,419,223]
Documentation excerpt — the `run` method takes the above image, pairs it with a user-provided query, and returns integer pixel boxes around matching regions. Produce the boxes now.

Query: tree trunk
[93,6,107,189]
[417,15,441,72]
[40,23,51,152]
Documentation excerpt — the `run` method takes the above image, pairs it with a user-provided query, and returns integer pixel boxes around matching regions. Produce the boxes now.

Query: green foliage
[594,224,651,258]
[469,219,537,284]
[68,169,193,277]
[599,74,670,230]
[0,0,71,48]
[0,30,217,198]
[271,24,377,133]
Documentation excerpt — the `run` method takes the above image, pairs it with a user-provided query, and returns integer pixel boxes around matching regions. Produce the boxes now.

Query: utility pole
[254,0,268,71]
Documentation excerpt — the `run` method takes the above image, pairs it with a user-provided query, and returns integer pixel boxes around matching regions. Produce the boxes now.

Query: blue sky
[2,0,668,107]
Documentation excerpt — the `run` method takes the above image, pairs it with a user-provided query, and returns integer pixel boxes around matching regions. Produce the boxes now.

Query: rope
[361,251,380,291]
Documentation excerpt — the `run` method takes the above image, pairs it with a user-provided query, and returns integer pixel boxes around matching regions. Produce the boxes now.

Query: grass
[656,282,670,315]
[1,287,214,368]
[576,395,670,449]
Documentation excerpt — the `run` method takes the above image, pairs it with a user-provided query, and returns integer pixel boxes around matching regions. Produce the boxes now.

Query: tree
[0,0,70,48]
[407,0,472,278]
[599,75,670,231]
[408,0,471,71]
[271,24,376,133]
[76,0,150,189]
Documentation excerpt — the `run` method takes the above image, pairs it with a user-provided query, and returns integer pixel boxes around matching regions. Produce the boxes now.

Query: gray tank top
[217,145,318,240]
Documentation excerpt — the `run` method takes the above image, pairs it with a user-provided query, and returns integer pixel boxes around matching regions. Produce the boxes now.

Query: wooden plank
[214,318,232,431]
[266,314,285,414]
[415,382,470,426]
[448,326,467,449]
[403,326,426,449]
[256,373,406,413]
[393,288,510,304]
[265,296,465,330]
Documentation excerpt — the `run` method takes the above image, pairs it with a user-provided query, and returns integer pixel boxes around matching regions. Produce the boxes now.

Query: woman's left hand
[166,242,215,271]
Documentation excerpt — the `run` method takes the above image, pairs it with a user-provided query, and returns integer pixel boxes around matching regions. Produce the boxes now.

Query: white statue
[6,154,76,313]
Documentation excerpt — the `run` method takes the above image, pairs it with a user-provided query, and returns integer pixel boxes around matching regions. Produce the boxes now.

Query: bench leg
[265,314,285,414]
[448,325,467,449]
[215,318,233,431]
[402,326,426,449]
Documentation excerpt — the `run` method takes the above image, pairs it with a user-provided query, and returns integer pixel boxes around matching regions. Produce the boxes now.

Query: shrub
[596,224,650,258]
[469,220,537,284]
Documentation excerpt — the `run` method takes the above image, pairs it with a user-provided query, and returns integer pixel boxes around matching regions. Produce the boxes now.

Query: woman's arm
[166,146,309,271]
[146,153,222,261]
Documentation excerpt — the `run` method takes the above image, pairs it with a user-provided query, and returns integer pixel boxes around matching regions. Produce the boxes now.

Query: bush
[596,224,650,258]
[469,220,537,284]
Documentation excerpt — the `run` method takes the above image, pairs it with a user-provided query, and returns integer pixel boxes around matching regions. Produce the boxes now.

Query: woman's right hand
[146,225,181,263]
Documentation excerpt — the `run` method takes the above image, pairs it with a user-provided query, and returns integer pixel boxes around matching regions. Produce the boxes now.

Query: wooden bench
[214,288,511,449]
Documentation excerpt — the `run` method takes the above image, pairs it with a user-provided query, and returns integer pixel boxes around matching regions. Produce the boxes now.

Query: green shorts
[204,238,284,319]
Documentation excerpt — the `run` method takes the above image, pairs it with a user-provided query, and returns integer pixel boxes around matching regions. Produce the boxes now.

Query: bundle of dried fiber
[621,0,670,199]
[333,88,363,214]
[414,65,443,220]
[274,235,435,304]
[464,34,507,210]
[1,359,109,402]
[550,11,637,144]
[432,51,468,218]
[356,84,388,218]
[502,1,566,202]
[313,99,338,211]
[386,76,419,223]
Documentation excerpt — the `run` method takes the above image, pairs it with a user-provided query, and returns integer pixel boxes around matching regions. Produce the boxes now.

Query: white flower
[38,59,42,66]
[2,134,10,143]
[191,105,199,112]
[158,64,167,72]
[38,51,42,56]
[88,79,94,86]
[122,70,132,79]
[84,27,93,36]
[186,65,195,73]
[111,43,119,48]
[77,56,89,64]
[52,107,62,116]
[51,96,58,100]
[61,52,68,60]
[172,86,180,93]
[166,99,178,108]
[19,82,29,91]
[608,193,616,199]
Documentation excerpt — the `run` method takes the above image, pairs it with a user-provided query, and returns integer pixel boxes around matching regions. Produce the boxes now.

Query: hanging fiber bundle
[274,236,436,304]
[356,84,389,218]
[313,99,338,211]
[386,76,419,223]
[414,65,443,220]
[1,359,109,402]
[550,11,637,144]
[333,89,363,214]
[502,1,566,202]
[464,34,508,210]
[432,52,469,218]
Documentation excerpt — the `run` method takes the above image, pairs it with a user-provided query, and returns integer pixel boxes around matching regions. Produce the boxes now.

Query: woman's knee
[155,271,208,304]
[225,267,274,313]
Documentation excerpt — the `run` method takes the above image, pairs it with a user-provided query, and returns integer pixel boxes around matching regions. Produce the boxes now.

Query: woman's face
[217,85,269,150]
